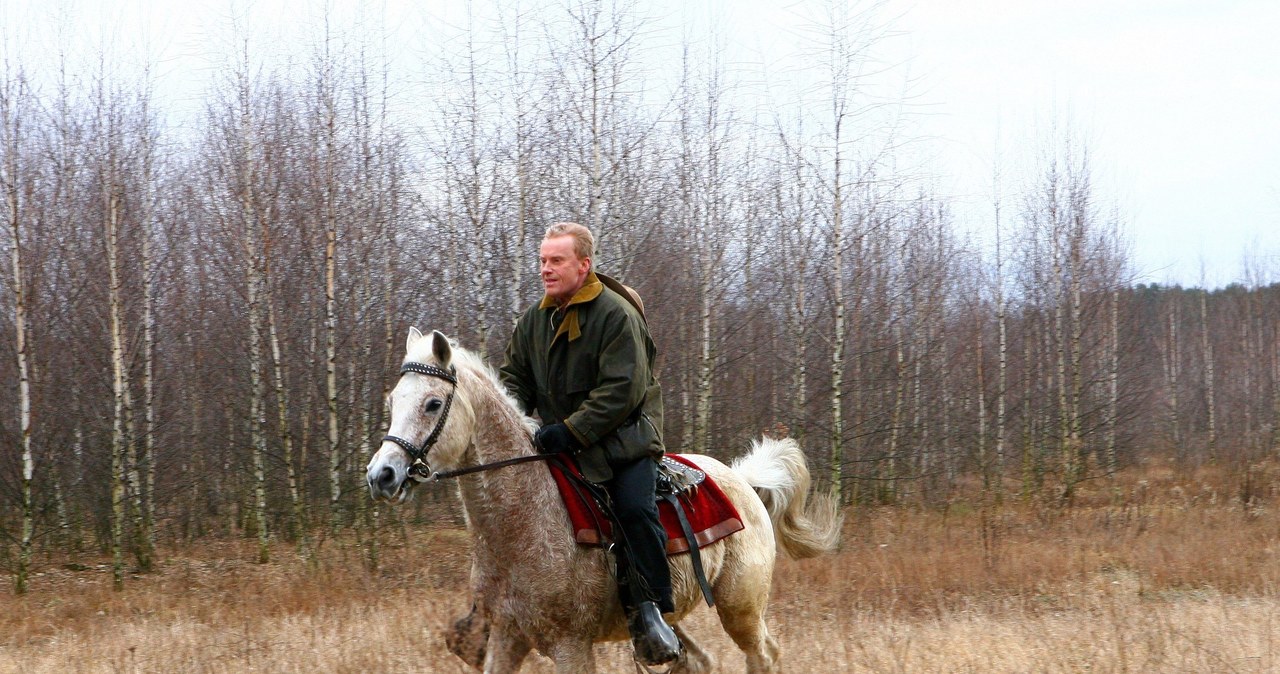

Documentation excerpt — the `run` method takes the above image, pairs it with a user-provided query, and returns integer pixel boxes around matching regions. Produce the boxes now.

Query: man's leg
[607,456,673,611]
[607,456,680,664]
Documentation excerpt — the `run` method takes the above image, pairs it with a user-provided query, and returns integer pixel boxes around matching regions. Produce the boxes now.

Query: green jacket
[499,271,665,483]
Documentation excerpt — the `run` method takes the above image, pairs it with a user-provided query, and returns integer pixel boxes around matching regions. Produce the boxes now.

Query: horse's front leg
[483,623,532,674]
[547,638,595,674]
[446,603,489,670]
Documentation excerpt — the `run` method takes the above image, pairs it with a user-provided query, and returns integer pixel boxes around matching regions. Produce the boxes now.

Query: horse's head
[366,327,474,502]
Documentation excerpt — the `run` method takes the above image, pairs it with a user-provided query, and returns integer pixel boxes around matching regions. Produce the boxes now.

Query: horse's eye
[425,399,444,414]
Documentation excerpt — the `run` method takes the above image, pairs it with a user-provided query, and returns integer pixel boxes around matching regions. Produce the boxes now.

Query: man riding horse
[499,222,681,666]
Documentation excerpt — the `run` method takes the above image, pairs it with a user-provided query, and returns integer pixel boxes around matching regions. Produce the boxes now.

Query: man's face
[540,235,590,304]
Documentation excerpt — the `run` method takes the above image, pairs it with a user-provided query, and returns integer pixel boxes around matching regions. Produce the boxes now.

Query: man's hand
[535,423,580,455]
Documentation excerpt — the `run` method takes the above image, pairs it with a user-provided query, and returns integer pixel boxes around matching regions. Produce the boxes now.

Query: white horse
[366,328,842,673]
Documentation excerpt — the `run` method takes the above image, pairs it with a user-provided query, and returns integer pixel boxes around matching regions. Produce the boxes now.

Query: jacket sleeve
[498,313,537,417]
[564,308,648,446]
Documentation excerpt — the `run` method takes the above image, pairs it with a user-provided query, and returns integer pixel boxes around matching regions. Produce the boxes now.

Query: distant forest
[2,1,1277,591]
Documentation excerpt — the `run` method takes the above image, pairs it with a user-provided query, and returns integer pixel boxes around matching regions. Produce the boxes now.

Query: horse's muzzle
[366,449,411,502]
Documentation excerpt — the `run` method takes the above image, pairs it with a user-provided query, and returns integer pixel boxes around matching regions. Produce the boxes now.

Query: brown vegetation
[5,459,1280,673]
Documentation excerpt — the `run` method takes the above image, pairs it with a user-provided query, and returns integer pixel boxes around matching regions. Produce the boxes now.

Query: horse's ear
[406,326,424,353]
[431,330,452,368]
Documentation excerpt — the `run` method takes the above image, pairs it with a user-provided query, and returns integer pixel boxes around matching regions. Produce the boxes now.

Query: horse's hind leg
[714,585,780,674]
[669,623,715,674]
[718,609,779,674]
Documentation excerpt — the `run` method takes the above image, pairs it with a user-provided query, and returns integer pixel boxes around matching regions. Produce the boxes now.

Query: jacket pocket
[601,412,663,466]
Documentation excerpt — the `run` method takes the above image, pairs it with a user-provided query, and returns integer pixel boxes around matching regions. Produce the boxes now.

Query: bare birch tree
[1,63,34,594]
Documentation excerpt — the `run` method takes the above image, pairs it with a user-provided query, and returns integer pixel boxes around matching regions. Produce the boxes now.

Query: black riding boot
[627,600,681,666]
[609,458,680,664]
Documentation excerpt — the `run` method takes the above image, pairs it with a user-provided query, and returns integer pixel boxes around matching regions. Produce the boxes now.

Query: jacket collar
[541,272,602,344]
[539,271,603,311]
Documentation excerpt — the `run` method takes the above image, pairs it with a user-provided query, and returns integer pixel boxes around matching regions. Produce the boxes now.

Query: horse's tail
[730,436,843,559]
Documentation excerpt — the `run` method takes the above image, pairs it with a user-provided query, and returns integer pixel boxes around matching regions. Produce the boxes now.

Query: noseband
[382,361,458,482]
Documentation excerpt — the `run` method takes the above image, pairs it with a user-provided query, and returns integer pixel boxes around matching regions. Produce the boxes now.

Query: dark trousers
[606,456,674,613]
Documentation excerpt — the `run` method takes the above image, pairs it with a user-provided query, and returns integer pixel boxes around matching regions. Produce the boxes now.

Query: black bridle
[382,361,459,482]
[381,361,551,483]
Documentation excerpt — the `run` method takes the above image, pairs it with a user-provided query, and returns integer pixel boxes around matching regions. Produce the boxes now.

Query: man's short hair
[544,222,594,260]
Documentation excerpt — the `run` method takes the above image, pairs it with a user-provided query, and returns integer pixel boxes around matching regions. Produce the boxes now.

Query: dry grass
[6,458,1280,672]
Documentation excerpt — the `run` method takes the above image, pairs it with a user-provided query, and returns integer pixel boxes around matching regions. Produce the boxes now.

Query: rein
[428,453,552,481]
[382,360,551,483]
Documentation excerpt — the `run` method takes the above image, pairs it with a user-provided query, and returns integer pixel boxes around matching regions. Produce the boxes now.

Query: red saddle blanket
[548,454,745,555]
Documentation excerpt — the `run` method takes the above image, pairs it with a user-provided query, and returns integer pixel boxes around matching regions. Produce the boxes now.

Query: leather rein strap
[382,361,549,483]
[430,453,551,480]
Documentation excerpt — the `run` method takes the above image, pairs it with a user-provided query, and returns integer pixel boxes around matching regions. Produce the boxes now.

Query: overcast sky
[877,0,1280,287]
[5,0,1277,288]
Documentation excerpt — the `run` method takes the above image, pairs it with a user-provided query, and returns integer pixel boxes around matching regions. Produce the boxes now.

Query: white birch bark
[993,172,1008,501]
[1067,225,1084,490]
[236,78,270,564]
[1051,199,1073,498]
[139,97,157,570]
[318,60,343,530]
[106,189,129,590]
[829,136,846,506]
[2,72,35,593]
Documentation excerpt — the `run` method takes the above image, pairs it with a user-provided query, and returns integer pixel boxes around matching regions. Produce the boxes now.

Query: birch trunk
[694,246,713,454]
[1272,335,1280,457]
[886,322,906,504]
[242,179,270,564]
[1020,309,1038,500]
[106,189,130,591]
[3,78,35,592]
[139,110,157,571]
[975,314,989,495]
[1106,287,1119,474]
[511,139,529,328]
[261,203,305,544]
[1200,290,1217,461]
[326,212,341,528]
[267,297,306,550]
[320,95,342,530]
[829,147,846,506]
[1241,301,1255,444]
[995,205,1008,502]
[1052,224,1075,500]
[587,34,603,234]
[792,248,808,447]
[247,242,269,564]
[1067,232,1084,490]
[1163,303,1182,453]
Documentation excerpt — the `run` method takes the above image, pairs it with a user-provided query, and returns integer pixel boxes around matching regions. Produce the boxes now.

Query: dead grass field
[6,459,1280,673]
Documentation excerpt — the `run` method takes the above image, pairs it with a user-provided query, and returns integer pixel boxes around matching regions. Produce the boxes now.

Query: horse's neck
[457,385,569,567]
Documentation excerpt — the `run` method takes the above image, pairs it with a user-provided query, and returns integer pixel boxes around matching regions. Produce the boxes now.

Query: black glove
[535,423,580,455]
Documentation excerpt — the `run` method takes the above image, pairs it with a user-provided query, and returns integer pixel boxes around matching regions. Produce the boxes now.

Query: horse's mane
[406,336,539,438]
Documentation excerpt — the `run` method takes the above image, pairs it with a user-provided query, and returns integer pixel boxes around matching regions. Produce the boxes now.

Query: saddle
[656,456,705,496]
[547,454,744,606]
